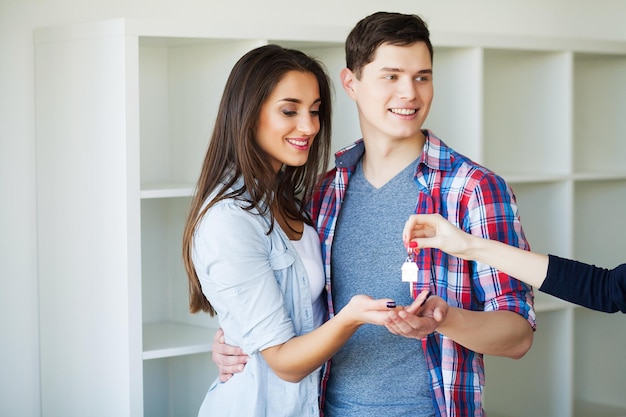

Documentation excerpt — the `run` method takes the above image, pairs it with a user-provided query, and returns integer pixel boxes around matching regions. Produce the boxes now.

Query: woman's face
[256,70,321,173]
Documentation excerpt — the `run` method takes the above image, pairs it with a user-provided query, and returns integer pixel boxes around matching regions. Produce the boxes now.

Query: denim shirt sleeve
[192,201,296,354]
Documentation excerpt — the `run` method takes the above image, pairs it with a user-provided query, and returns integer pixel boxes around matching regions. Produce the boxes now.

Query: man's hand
[384,291,448,339]
[211,328,249,382]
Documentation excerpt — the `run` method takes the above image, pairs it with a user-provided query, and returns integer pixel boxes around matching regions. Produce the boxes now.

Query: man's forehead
[366,43,432,70]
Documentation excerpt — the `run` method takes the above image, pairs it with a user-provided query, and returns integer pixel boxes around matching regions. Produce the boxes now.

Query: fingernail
[409,241,418,248]
[386,301,396,308]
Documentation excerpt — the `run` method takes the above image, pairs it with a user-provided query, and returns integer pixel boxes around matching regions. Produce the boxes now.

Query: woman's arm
[402,213,626,314]
[541,255,626,313]
[402,213,549,288]
[261,295,394,382]
[198,207,395,383]
[211,295,397,383]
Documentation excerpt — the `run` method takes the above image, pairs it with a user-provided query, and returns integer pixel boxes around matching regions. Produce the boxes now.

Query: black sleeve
[539,255,626,313]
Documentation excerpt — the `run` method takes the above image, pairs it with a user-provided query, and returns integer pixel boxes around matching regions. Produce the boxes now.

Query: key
[401,242,419,282]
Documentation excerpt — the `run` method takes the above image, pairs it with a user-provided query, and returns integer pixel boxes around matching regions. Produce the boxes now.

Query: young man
[212,12,536,416]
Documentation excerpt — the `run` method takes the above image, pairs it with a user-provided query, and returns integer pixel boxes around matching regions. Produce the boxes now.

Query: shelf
[141,182,195,199]
[426,46,482,162]
[575,401,626,417]
[533,292,572,313]
[502,173,570,184]
[143,322,217,360]
[484,308,573,417]
[574,180,626,267]
[574,53,626,173]
[35,17,626,417]
[509,181,572,257]
[483,49,571,176]
[573,172,626,181]
[574,310,626,412]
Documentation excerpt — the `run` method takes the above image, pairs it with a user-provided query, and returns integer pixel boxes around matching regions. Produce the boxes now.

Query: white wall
[0,1,624,415]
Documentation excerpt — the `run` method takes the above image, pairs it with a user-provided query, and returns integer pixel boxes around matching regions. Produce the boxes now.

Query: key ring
[407,241,418,260]
[402,241,420,294]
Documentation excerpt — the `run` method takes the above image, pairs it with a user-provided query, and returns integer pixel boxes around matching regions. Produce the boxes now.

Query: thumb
[433,307,444,322]
[414,237,439,250]
[405,289,430,314]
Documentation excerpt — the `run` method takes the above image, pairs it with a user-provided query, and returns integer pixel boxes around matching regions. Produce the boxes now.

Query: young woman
[182,44,395,417]
[402,213,626,313]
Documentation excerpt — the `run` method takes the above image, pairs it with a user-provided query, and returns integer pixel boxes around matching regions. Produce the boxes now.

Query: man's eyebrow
[379,67,432,74]
[380,66,403,72]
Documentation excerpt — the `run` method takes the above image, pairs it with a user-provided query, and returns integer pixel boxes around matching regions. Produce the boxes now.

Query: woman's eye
[281,110,297,117]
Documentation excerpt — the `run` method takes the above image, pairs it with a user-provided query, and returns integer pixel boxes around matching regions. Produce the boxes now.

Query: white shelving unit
[35,18,626,417]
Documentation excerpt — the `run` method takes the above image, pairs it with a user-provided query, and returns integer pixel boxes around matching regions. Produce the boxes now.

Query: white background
[1,1,625,415]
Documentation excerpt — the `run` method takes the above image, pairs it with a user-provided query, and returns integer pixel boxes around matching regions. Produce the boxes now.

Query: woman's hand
[402,213,474,261]
[338,294,400,328]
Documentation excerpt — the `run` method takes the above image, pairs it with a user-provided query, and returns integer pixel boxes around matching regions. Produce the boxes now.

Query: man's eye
[384,75,397,80]
[416,76,429,82]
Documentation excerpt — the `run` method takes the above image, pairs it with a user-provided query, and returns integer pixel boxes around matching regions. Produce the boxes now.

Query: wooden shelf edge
[143,322,217,360]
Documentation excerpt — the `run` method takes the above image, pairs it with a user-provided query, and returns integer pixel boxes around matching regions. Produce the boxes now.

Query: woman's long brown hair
[182,45,332,315]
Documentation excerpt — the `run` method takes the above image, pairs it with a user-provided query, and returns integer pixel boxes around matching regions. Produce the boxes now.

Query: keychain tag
[402,242,419,283]
[401,257,419,282]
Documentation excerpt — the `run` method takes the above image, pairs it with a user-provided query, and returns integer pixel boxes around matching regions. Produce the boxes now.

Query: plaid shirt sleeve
[464,170,536,318]
[415,132,536,417]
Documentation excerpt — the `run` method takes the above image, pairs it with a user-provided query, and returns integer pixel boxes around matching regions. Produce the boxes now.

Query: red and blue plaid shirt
[310,131,536,417]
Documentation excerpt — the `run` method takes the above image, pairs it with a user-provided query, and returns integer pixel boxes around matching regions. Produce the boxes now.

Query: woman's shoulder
[199,198,268,233]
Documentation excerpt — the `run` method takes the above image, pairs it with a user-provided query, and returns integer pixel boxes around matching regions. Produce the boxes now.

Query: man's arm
[385,173,535,358]
[385,298,532,359]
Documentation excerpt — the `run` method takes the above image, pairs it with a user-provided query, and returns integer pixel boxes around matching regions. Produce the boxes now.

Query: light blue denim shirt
[192,179,320,417]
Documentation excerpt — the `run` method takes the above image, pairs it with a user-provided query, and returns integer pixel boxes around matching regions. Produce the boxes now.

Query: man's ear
[340,67,357,99]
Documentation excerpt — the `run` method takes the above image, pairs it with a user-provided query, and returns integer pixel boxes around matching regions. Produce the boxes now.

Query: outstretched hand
[384,290,449,339]
[341,294,400,326]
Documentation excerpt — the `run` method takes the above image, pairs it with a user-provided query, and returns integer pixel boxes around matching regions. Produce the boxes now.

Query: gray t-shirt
[324,159,435,417]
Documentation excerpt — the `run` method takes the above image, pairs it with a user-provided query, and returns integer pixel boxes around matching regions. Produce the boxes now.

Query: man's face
[342,42,433,143]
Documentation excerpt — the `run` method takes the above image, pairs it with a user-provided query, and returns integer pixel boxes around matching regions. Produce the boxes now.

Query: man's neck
[361,132,425,189]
